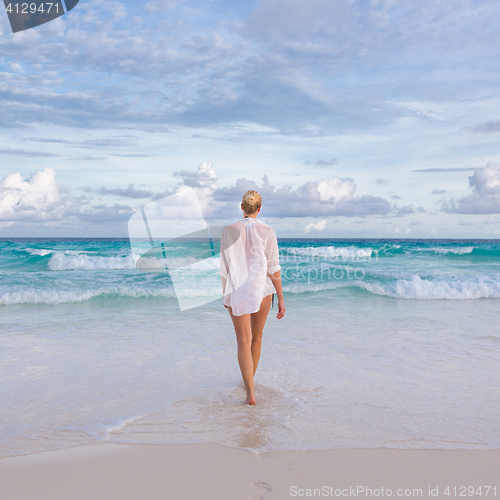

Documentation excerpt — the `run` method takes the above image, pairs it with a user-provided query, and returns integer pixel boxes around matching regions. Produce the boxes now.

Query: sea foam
[417,246,475,255]
[24,248,97,256]
[48,253,136,271]
[359,274,500,300]
[284,246,374,259]
[47,252,221,271]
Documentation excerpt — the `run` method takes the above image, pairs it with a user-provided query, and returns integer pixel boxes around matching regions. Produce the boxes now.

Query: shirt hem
[224,290,275,316]
[267,265,281,275]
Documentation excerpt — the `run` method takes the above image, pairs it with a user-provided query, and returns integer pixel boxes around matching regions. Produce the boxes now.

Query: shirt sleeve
[265,229,281,275]
[219,227,229,279]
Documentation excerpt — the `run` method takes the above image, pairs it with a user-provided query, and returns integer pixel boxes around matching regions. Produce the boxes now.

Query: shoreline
[3,440,500,460]
[1,443,499,500]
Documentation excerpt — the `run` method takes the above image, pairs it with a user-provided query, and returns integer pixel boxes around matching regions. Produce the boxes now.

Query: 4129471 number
[5,3,59,14]
[444,486,497,497]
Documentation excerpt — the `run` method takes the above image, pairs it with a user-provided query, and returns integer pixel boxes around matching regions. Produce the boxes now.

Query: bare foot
[246,393,256,405]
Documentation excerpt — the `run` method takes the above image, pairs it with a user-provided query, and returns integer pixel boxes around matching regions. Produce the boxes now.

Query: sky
[1,0,500,238]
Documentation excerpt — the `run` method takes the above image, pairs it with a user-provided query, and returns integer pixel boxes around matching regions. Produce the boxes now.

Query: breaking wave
[48,253,136,271]
[284,246,374,259]
[358,274,500,300]
[416,246,475,255]
[0,285,223,305]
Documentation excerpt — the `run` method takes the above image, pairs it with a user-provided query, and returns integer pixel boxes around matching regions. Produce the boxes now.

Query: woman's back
[219,217,280,316]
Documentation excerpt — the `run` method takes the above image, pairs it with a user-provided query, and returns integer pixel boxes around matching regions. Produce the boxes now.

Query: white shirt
[219,217,281,316]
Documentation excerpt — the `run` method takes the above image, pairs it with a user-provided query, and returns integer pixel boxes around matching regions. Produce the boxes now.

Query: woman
[219,190,285,405]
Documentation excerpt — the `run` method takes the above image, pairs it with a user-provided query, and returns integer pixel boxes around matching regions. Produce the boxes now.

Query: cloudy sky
[1,0,500,238]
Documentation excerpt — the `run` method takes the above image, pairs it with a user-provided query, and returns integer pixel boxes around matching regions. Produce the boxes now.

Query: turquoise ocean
[1,237,499,457]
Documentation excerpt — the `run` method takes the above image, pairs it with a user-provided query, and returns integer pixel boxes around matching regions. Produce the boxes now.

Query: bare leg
[228,308,255,405]
[250,294,272,376]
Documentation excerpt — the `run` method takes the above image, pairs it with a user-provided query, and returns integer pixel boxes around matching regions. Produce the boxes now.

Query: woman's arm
[265,229,285,319]
[269,270,285,319]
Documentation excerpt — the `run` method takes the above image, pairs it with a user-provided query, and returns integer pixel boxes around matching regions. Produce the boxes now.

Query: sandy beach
[1,444,499,500]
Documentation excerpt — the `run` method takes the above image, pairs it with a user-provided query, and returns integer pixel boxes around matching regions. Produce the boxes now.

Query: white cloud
[316,177,355,203]
[0,167,139,228]
[442,161,500,214]
[470,162,500,195]
[173,161,218,190]
[0,168,73,221]
[304,219,327,233]
[168,161,218,215]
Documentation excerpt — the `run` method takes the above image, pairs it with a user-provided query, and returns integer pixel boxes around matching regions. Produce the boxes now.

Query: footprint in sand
[250,481,272,499]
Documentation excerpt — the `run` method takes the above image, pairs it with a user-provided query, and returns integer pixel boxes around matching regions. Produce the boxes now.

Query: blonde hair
[241,190,262,214]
